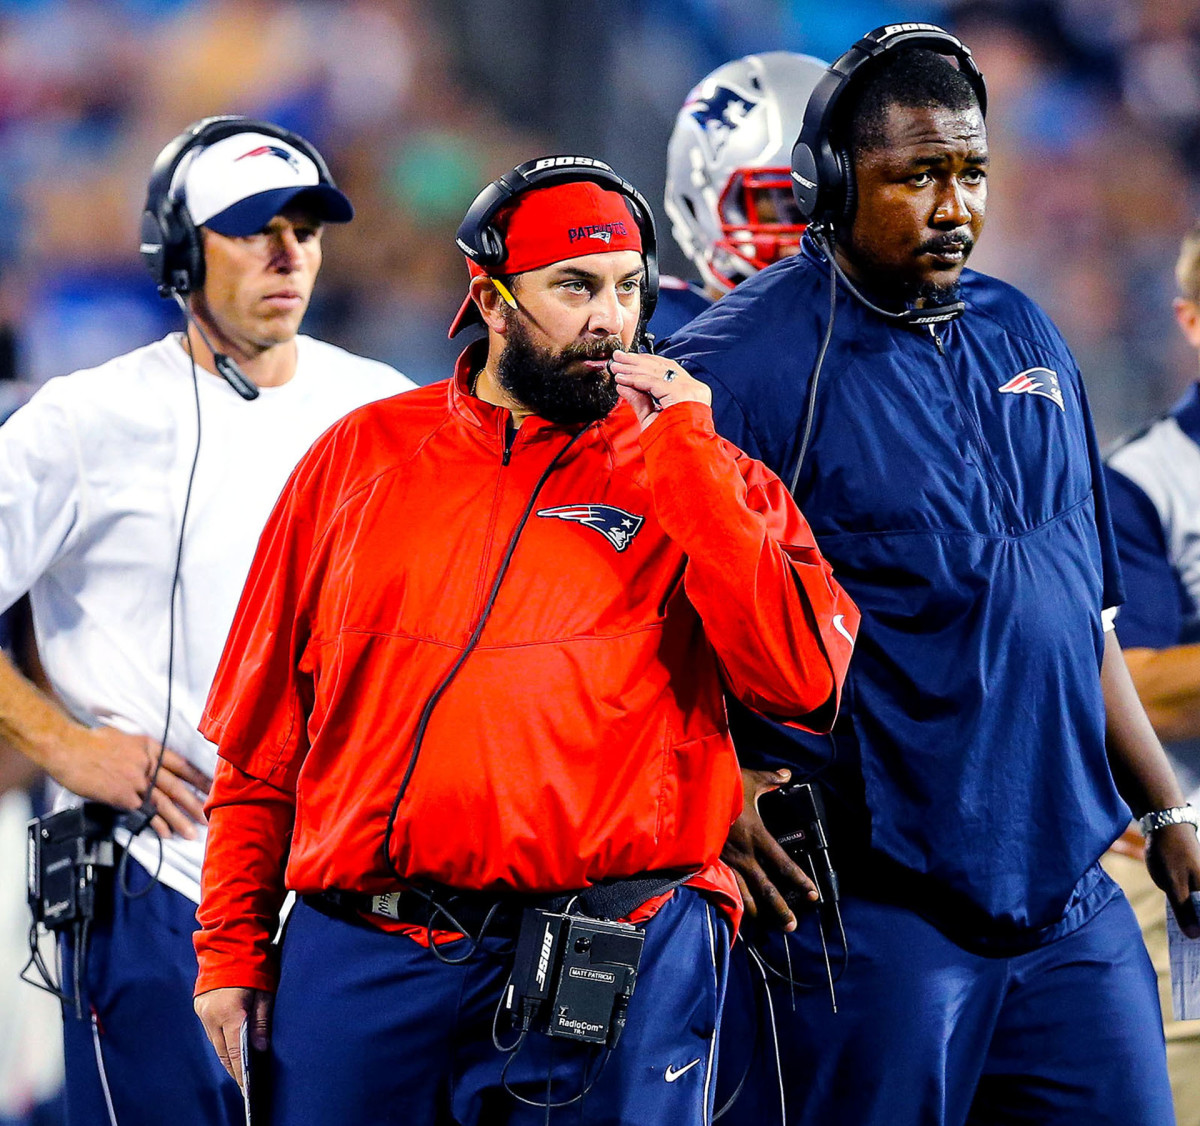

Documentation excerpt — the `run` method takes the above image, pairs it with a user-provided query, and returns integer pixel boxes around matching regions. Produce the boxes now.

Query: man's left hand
[1146,822,1200,939]
[609,351,711,430]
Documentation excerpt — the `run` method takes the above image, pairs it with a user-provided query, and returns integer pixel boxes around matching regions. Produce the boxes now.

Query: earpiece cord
[813,226,901,321]
[748,916,849,992]
[811,226,965,326]
[788,236,839,496]
[119,336,202,899]
[744,943,787,1126]
[416,888,502,966]
[382,428,587,884]
[171,293,257,401]
[19,920,76,1007]
[711,933,761,1121]
[497,1030,609,1111]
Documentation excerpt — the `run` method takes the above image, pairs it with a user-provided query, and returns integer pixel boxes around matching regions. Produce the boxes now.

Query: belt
[305,871,694,938]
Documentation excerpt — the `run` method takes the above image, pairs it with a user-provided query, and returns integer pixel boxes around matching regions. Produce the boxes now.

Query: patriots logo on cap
[235,144,300,172]
[689,84,759,161]
[537,505,645,552]
[568,222,627,245]
[997,367,1065,411]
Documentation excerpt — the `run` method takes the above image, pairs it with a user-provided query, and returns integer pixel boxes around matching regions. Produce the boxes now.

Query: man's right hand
[195,986,274,1090]
[0,649,209,838]
[722,766,820,931]
[45,726,211,840]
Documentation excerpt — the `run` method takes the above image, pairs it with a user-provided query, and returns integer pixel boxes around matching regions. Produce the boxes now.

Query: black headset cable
[119,335,204,897]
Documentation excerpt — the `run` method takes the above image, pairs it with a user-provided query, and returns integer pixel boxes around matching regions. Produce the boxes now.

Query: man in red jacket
[191,156,858,1125]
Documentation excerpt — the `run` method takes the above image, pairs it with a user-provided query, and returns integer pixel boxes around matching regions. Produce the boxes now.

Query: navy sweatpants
[59,869,242,1126]
[268,886,729,1125]
[718,872,1174,1126]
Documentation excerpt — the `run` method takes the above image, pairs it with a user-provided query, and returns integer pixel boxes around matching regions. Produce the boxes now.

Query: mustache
[919,233,974,257]
[561,335,625,362]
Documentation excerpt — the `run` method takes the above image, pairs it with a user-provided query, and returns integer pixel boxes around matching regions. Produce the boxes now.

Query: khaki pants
[1104,849,1200,1126]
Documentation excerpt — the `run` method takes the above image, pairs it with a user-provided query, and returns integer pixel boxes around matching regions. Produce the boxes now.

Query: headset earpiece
[837,146,857,229]
[790,23,987,229]
[140,114,339,297]
[477,226,507,267]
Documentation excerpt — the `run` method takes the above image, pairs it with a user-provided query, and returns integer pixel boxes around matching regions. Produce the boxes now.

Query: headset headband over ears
[790,23,987,229]
[455,155,660,323]
[139,114,338,297]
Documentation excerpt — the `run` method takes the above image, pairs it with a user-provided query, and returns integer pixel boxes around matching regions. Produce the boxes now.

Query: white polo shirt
[0,333,414,901]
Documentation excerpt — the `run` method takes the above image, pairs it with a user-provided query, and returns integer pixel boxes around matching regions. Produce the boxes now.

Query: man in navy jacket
[667,26,1200,1126]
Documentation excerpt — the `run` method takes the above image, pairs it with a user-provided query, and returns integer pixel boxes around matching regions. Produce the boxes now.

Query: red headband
[448,180,643,338]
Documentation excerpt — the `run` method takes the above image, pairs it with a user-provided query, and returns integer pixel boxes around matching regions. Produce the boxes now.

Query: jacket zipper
[474,420,514,621]
[927,325,1019,533]
[383,426,586,878]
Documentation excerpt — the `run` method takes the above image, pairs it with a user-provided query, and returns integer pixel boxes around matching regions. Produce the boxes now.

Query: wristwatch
[1138,804,1200,835]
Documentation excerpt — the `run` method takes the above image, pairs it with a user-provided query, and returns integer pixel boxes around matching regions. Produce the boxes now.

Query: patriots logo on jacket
[235,144,300,172]
[688,85,757,161]
[997,367,1064,411]
[537,505,645,552]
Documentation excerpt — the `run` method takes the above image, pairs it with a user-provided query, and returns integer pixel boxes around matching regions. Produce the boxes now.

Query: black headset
[139,115,339,297]
[455,155,660,323]
[786,26,988,496]
[790,23,987,228]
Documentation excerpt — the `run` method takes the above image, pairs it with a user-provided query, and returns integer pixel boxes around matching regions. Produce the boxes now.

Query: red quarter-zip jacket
[194,344,859,994]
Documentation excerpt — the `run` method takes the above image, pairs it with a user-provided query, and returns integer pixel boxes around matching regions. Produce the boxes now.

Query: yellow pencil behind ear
[492,279,518,309]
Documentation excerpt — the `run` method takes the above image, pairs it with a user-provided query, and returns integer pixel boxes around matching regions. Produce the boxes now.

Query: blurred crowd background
[3,0,1200,1121]
[0,0,1193,438]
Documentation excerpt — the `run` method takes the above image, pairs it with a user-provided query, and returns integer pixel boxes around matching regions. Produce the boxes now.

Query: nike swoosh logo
[833,613,854,646]
[665,1059,702,1082]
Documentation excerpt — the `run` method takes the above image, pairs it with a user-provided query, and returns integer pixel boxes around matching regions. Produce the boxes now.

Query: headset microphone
[170,293,259,401]
[811,226,965,326]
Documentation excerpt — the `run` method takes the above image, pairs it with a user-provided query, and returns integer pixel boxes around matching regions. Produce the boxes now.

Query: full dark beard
[496,315,621,426]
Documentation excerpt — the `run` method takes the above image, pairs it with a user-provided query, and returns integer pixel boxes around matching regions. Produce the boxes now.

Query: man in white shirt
[0,116,413,1126]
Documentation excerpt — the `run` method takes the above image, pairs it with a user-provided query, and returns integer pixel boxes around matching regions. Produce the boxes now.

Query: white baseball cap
[174,131,354,236]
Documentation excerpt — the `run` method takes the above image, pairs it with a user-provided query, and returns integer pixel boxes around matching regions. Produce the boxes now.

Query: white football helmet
[665,51,828,292]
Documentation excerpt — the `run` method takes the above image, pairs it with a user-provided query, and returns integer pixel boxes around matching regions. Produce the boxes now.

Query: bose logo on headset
[532,156,615,172]
[453,154,660,328]
[882,22,954,37]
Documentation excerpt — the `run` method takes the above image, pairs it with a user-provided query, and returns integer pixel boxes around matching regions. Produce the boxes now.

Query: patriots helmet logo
[235,144,300,173]
[688,84,758,161]
[997,367,1065,411]
[537,504,645,552]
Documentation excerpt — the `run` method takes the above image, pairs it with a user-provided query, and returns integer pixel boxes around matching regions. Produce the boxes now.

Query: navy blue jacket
[665,236,1129,948]
[647,275,712,345]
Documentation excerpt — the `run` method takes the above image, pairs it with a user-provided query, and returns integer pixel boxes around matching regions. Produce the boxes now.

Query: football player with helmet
[650,51,827,341]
